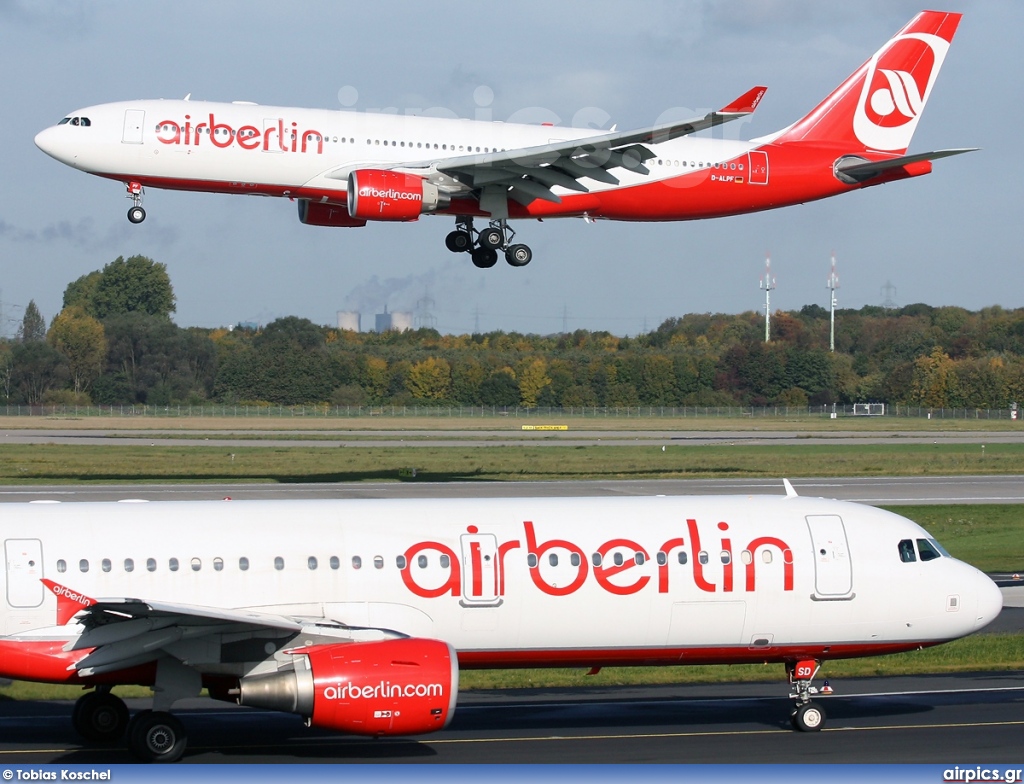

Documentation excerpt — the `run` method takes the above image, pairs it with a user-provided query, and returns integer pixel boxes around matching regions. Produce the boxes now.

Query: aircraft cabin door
[747,150,768,185]
[5,539,44,608]
[122,110,145,144]
[805,515,853,597]
[459,530,501,607]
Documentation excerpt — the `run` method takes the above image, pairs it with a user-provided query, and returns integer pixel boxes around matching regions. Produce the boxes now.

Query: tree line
[4,255,1024,410]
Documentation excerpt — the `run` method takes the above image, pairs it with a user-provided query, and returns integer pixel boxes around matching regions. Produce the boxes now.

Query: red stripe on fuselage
[97,142,927,224]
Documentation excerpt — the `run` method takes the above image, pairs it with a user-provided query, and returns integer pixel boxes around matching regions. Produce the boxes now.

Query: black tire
[72,691,129,743]
[471,247,498,269]
[127,206,146,224]
[445,230,472,253]
[128,710,187,763]
[479,227,504,250]
[505,244,533,267]
[792,702,826,732]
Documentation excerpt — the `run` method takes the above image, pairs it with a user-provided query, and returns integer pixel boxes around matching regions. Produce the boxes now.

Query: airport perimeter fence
[0,404,1019,420]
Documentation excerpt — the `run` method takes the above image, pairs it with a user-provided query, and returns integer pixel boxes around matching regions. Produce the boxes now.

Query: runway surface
[4,475,1024,505]
[1,674,1022,763]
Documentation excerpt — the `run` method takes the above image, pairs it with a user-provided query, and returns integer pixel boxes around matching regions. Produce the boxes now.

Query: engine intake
[347,170,449,221]
[237,638,458,736]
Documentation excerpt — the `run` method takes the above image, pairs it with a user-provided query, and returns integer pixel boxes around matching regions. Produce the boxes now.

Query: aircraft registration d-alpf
[0,491,1003,762]
[34,11,972,269]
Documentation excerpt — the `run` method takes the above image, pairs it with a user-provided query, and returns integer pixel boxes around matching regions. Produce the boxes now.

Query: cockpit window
[58,117,71,125]
[61,117,91,127]
[917,539,942,562]
[898,539,916,563]
[80,117,91,126]
[930,538,951,558]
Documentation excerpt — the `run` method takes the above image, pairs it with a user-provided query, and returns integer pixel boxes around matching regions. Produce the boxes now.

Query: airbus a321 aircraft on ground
[34,11,972,269]
[0,490,1003,762]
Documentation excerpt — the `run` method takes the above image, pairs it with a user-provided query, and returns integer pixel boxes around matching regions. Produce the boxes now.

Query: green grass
[2,441,1024,484]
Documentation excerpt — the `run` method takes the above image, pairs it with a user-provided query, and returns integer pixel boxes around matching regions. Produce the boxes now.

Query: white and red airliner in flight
[0,490,1003,762]
[34,11,972,269]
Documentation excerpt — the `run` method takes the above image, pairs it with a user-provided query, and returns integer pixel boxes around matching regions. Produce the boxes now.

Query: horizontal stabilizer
[834,148,978,183]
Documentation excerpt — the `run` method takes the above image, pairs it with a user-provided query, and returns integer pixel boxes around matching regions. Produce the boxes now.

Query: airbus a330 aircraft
[34,11,972,269]
[0,490,1003,762]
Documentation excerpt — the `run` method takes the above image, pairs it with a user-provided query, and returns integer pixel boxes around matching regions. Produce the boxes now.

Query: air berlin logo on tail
[853,33,949,151]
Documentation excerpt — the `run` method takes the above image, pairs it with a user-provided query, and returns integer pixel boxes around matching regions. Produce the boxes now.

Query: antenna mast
[759,254,776,342]
[827,253,840,352]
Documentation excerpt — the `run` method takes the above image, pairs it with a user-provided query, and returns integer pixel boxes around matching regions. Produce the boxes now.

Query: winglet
[719,86,767,116]
[41,579,96,625]
[783,478,799,498]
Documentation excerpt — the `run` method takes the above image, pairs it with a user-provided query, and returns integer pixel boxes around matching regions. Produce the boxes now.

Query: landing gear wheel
[127,206,146,224]
[445,230,472,253]
[505,244,533,267]
[72,691,129,743]
[479,227,504,250]
[471,247,498,269]
[127,710,187,763]
[791,701,826,732]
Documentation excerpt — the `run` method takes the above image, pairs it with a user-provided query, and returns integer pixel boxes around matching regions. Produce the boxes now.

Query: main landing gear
[787,659,830,732]
[71,687,129,743]
[126,181,146,224]
[70,689,185,762]
[445,217,533,269]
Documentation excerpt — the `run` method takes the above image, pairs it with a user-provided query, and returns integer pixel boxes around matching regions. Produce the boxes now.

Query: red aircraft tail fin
[772,10,962,154]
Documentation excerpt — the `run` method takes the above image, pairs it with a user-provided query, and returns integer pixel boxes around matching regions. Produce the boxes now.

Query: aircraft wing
[44,581,392,678]
[322,86,766,211]
[432,86,767,208]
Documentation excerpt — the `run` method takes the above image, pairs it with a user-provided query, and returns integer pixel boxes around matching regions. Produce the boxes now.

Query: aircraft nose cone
[974,572,1003,631]
[34,127,59,158]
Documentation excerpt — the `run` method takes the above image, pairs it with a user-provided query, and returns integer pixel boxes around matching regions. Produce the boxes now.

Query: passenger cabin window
[169,558,179,572]
[373,556,384,570]
[418,555,428,569]
[698,551,709,565]
[329,556,340,570]
[307,556,318,570]
[440,554,450,569]
[239,557,249,571]
[79,559,89,573]
[917,539,942,562]
[147,558,157,572]
[527,554,538,568]
[274,557,285,571]
[898,539,917,563]
[102,559,112,573]
[213,558,224,572]
[124,558,134,572]
[396,555,407,569]
[352,556,362,570]
[191,558,201,572]
[57,559,67,573]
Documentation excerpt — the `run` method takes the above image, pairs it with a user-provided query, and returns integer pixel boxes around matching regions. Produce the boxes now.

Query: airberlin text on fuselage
[155,114,324,154]
[401,519,795,599]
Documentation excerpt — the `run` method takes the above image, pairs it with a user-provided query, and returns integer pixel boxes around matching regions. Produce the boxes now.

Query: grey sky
[0,0,1015,336]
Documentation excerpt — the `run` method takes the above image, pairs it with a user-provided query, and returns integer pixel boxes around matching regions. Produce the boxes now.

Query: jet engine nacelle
[296,200,367,227]
[347,170,449,221]
[237,638,458,736]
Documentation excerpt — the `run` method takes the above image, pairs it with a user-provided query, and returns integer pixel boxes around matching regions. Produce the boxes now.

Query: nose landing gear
[126,181,146,224]
[445,217,533,268]
[787,659,828,731]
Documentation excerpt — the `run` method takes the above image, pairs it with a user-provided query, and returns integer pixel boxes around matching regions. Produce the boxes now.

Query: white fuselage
[1,494,1002,678]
